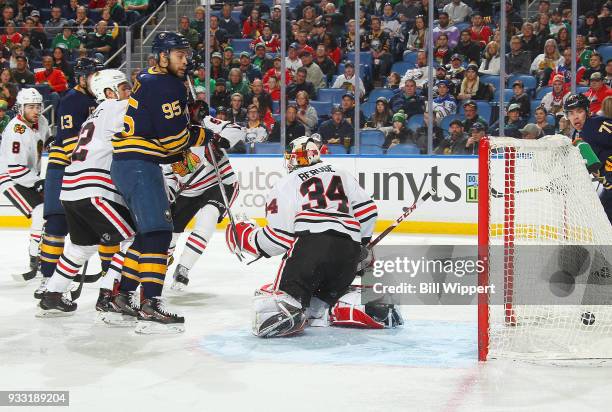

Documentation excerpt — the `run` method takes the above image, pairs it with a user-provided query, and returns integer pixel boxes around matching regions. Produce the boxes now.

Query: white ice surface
[1,230,612,412]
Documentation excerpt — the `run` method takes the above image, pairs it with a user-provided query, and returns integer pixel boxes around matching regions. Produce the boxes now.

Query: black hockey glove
[356,245,375,277]
[32,179,44,195]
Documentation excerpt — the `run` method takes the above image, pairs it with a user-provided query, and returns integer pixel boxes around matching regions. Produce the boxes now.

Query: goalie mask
[284,136,321,172]
[89,69,129,102]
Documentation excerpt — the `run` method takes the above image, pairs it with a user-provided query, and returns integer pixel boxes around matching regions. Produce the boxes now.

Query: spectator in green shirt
[226,67,250,96]
[124,0,149,24]
[193,64,216,92]
[51,23,81,51]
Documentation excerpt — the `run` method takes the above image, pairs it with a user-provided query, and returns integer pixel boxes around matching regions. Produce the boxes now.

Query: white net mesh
[484,135,612,360]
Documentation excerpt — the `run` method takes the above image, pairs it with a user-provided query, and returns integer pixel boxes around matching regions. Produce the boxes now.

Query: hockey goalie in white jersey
[164,115,244,290]
[38,69,135,316]
[0,88,49,279]
[226,136,378,337]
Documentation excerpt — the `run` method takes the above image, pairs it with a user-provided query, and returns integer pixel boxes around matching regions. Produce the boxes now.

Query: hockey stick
[367,189,436,249]
[70,261,88,301]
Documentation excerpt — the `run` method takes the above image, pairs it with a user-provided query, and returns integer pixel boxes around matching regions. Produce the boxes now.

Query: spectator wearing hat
[457,63,493,101]
[287,67,316,100]
[435,119,469,155]
[45,6,67,37]
[238,51,262,83]
[222,46,239,72]
[269,105,306,144]
[461,100,488,131]
[341,92,366,128]
[585,72,612,115]
[332,62,365,99]
[216,106,228,121]
[10,54,34,86]
[367,96,393,128]
[448,54,465,88]
[465,123,486,154]
[52,21,80,51]
[433,12,460,49]
[498,103,525,138]
[541,74,570,115]
[299,46,325,91]
[454,29,481,66]
[242,8,265,39]
[228,93,247,125]
[251,43,274,73]
[519,123,543,140]
[579,11,605,48]
[314,44,336,82]
[0,99,9,134]
[364,16,393,85]
[219,3,241,38]
[431,80,457,124]
[251,25,281,53]
[384,110,415,150]
[422,65,455,98]
[193,64,216,92]
[390,79,426,119]
[211,79,230,109]
[264,56,292,86]
[509,80,530,120]
[210,52,228,81]
[226,67,251,96]
[506,35,531,75]
[319,106,355,147]
[533,106,556,135]
[285,43,303,75]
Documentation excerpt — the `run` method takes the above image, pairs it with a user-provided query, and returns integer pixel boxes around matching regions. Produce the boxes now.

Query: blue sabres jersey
[112,67,205,163]
[48,86,97,168]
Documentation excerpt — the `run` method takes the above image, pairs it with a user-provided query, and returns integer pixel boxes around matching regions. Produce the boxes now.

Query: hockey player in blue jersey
[36,58,106,298]
[110,32,212,333]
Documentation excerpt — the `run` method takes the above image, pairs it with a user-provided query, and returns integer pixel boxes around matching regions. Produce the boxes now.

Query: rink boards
[0,154,479,235]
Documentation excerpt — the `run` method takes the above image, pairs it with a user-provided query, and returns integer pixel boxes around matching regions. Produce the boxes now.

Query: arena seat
[231,39,252,54]
[536,86,552,99]
[253,142,281,154]
[360,144,384,154]
[326,144,352,154]
[480,75,500,90]
[360,101,376,118]
[391,62,412,76]
[507,74,537,91]
[406,113,424,131]
[310,100,332,117]
[598,45,612,62]
[360,130,385,146]
[346,52,372,71]
[386,144,420,155]
[368,88,395,101]
[402,51,417,65]
[317,88,346,105]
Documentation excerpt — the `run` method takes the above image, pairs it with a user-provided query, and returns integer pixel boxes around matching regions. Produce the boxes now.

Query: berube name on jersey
[296,164,335,181]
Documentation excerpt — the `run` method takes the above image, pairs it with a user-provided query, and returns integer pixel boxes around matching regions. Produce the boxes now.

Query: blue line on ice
[199,320,477,368]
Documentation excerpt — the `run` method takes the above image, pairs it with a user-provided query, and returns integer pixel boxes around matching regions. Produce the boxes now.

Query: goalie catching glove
[225,220,261,258]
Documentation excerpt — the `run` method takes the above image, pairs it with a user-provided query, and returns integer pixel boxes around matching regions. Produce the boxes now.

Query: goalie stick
[186,74,243,261]
[367,189,435,249]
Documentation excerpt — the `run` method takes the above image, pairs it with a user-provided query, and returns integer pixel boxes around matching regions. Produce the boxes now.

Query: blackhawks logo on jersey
[13,124,25,134]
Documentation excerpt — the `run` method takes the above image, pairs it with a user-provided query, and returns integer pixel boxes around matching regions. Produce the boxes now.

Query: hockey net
[478,135,612,361]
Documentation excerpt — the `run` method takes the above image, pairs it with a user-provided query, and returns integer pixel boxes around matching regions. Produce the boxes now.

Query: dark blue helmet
[74,57,104,79]
[151,31,191,57]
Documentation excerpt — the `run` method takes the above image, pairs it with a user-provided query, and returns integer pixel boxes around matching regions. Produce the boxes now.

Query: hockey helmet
[285,136,321,172]
[564,93,590,115]
[89,69,129,102]
[74,57,104,80]
[152,31,191,58]
[16,88,43,116]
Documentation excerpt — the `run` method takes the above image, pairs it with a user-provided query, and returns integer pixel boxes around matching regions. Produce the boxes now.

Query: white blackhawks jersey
[0,115,49,191]
[162,146,237,198]
[253,162,378,257]
[163,116,243,197]
[60,99,128,204]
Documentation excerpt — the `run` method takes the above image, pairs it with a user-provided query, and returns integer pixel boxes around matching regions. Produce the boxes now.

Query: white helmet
[284,136,321,172]
[16,88,43,116]
[89,69,128,102]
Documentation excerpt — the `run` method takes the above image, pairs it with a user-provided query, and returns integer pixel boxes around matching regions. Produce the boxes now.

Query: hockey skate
[135,297,185,334]
[36,291,77,317]
[96,290,139,327]
[33,277,48,299]
[170,264,189,291]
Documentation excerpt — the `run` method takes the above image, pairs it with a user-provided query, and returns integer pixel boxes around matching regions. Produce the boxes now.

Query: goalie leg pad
[253,284,306,338]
